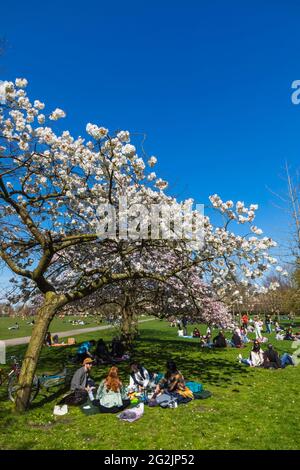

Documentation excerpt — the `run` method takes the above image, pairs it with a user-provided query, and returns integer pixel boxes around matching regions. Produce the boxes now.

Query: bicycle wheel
[8,374,40,404]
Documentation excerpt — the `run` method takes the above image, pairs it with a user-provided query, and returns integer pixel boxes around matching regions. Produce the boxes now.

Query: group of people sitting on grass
[189,326,298,368]
[63,359,196,413]
[276,326,300,341]
[73,337,128,365]
[197,328,247,348]
[238,340,295,368]
[44,332,61,346]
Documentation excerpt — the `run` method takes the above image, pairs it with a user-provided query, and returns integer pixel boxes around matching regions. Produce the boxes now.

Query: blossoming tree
[62,257,233,346]
[0,79,280,410]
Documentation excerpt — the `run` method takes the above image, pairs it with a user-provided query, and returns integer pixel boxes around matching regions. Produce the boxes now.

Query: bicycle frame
[7,360,70,404]
[39,367,68,389]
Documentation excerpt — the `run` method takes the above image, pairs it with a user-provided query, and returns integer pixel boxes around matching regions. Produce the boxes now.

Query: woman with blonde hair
[94,366,130,413]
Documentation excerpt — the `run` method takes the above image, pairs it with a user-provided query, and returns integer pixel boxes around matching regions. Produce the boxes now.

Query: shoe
[237,354,242,362]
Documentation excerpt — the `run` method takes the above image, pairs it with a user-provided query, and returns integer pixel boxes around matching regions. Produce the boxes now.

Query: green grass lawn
[0,315,108,340]
[0,319,299,450]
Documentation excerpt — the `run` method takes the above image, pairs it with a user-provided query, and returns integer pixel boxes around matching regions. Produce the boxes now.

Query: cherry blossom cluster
[0,79,284,314]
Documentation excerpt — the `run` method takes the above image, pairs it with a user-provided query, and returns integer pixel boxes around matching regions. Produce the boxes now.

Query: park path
[3,318,155,347]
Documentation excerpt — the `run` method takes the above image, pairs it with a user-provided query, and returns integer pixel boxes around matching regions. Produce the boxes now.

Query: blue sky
[0,0,300,287]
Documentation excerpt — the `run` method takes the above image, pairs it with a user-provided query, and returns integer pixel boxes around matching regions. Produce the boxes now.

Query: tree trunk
[120,304,136,349]
[15,292,65,412]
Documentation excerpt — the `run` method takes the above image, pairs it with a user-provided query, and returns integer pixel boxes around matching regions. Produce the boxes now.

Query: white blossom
[49,108,66,121]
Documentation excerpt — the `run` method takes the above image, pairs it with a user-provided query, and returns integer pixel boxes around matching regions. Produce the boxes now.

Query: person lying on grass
[151,360,193,401]
[93,366,130,413]
[8,322,19,330]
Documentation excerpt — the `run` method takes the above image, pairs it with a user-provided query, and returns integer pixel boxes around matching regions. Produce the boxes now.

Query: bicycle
[0,356,39,403]
[0,356,21,387]
[1,356,72,403]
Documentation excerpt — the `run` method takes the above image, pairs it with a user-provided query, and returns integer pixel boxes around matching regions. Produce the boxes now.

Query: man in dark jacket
[263,344,295,369]
[70,358,95,401]
[213,331,227,348]
[263,344,281,369]
[95,338,113,364]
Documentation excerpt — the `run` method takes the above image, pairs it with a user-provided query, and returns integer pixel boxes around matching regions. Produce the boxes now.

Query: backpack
[193,390,212,400]
[59,390,88,406]
[156,393,173,408]
[185,381,203,393]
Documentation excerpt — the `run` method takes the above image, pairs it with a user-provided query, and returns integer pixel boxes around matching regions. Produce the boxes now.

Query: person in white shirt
[238,340,264,367]
[254,317,263,340]
[129,363,151,392]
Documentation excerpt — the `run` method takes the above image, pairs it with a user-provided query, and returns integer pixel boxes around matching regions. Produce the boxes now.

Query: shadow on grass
[130,332,255,387]
[0,327,258,414]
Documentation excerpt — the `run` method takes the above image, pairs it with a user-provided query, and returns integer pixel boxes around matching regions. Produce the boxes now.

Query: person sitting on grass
[213,330,227,348]
[192,328,201,338]
[75,340,96,363]
[240,327,250,344]
[151,360,193,402]
[199,334,212,348]
[231,329,243,348]
[238,340,264,367]
[44,331,52,347]
[111,337,125,359]
[52,334,59,344]
[94,338,113,364]
[93,366,130,413]
[63,357,96,404]
[263,344,295,369]
[284,327,298,341]
[128,362,151,392]
[178,326,184,337]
